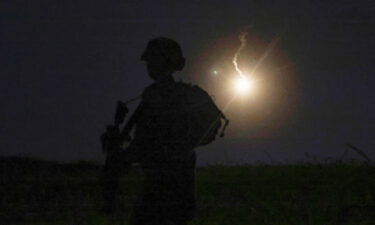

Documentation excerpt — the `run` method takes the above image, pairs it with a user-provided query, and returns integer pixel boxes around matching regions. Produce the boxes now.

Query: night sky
[1,1,375,165]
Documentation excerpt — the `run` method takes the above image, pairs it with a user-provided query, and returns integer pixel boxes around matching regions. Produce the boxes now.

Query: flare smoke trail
[232,31,248,79]
[232,27,281,78]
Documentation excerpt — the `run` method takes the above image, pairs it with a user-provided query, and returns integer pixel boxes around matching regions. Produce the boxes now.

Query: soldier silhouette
[101,37,196,225]
[101,37,228,225]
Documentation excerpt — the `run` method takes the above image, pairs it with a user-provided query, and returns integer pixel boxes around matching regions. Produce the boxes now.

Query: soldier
[101,37,197,225]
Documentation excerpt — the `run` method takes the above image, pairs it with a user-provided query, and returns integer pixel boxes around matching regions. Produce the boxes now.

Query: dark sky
[1,1,375,165]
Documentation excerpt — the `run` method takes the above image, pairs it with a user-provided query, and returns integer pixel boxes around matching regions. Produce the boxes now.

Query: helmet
[141,37,185,71]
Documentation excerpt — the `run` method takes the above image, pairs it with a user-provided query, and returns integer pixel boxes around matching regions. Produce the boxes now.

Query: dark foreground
[1,156,374,225]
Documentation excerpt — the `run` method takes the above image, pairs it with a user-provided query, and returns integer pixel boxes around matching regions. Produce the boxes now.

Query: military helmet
[141,37,185,71]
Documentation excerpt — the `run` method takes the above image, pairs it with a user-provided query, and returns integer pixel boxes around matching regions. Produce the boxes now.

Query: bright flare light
[234,76,254,95]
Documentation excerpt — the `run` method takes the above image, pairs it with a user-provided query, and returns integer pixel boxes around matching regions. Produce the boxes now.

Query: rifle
[100,97,140,213]
[100,96,142,155]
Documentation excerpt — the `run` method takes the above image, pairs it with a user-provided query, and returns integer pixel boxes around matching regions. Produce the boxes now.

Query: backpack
[177,82,229,147]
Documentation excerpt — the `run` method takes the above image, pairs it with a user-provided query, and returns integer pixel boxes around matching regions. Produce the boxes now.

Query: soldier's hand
[120,134,132,149]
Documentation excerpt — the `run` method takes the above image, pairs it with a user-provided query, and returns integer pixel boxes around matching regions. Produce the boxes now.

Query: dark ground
[1,156,374,224]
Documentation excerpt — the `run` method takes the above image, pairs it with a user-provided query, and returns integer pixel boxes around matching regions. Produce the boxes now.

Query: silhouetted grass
[1,156,374,224]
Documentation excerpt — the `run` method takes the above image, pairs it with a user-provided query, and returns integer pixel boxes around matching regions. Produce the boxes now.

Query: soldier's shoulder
[176,82,211,100]
[143,83,158,93]
[175,81,207,94]
[141,83,160,100]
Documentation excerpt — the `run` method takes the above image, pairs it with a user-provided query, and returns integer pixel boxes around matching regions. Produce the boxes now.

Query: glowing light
[213,70,218,75]
[234,76,254,95]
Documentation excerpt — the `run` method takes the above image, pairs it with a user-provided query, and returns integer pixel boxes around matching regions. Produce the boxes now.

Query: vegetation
[0,156,374,224]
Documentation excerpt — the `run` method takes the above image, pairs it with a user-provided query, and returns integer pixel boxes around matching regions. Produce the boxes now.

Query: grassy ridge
[195,164,375,225]
[1,156,374,224]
